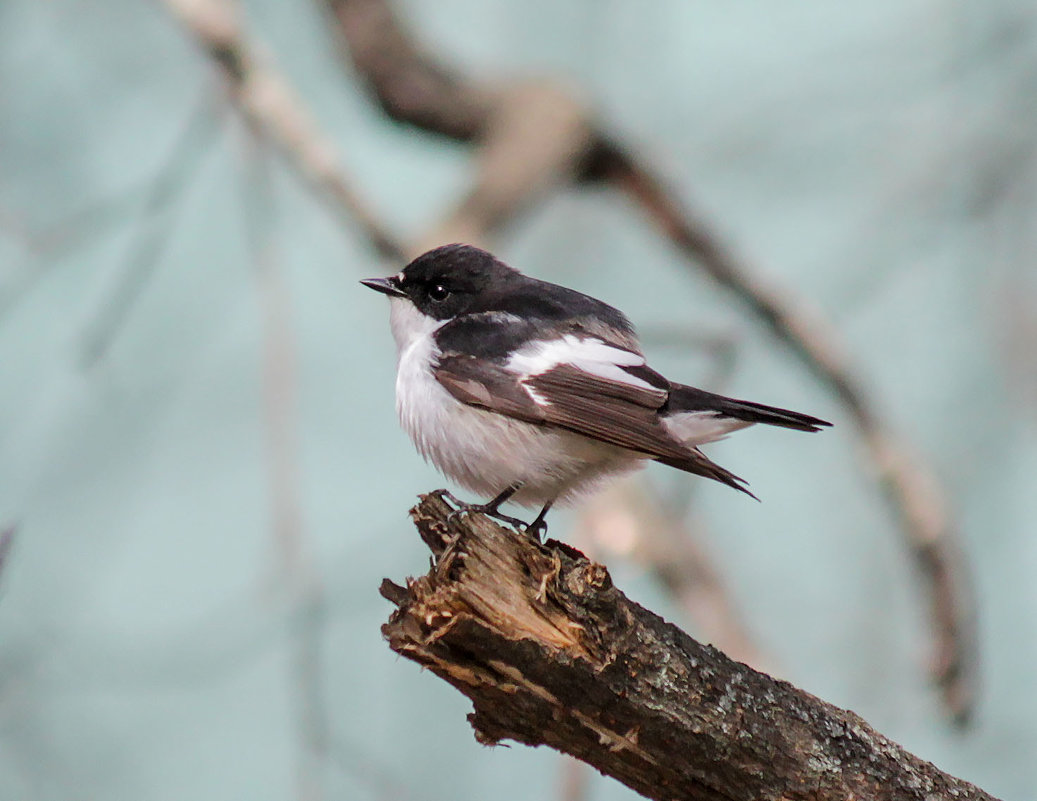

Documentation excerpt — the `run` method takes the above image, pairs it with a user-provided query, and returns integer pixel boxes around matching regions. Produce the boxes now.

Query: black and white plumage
[362,244,830,534]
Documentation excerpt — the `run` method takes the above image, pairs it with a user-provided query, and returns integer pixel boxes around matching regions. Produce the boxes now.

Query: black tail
[666,385,831,433]
[657,449,760,501]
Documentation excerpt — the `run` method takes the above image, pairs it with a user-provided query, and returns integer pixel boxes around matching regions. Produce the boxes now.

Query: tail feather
[657,449,760,501]
[655,384,830,499]
[666,385,830,433]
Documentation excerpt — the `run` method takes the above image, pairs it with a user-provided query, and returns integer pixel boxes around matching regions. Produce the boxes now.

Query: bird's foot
[523,518,548,542]
[438,492,530,532]
[433,488,549,539]
[523,501,553,543]
[447,503,531,532]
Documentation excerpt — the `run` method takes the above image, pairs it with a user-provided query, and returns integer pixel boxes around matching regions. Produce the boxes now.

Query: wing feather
[433,354,547,425]
[433,350,757,498]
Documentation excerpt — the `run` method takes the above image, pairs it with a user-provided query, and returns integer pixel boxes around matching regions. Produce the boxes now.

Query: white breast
[387,299,642,507]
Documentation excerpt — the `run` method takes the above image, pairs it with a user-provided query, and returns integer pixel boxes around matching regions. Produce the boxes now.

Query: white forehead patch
[506,335,654,389]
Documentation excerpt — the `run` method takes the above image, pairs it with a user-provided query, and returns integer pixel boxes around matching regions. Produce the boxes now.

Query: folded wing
[433,325,756,496]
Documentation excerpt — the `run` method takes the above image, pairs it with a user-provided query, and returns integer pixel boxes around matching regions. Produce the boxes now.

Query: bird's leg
[445,484,530,530]
[525,499,554,541]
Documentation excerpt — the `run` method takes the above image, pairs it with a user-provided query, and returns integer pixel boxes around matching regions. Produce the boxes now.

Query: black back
[399,244,638,357]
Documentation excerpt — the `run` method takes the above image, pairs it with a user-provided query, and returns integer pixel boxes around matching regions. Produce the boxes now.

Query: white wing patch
[506,335,654,392]
[662,410,753,446]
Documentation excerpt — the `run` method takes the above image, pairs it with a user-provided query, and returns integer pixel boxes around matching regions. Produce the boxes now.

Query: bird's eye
[428,283,451,301]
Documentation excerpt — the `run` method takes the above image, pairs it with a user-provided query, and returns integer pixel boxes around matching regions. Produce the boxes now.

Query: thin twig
[414,80,594,254]
[0,177,182,329]
[79,91,220,366]
[323,0,494,140]
[0,526,14,586]
[165,0,404,260]
[240,127,329,801]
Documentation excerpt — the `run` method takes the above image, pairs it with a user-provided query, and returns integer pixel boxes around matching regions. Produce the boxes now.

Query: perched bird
[362,244,829,536]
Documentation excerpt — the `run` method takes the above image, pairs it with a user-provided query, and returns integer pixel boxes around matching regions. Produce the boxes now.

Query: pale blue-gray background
[2,1,1035,799]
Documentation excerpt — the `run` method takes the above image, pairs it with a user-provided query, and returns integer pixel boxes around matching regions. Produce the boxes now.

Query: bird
[361,243,830,537]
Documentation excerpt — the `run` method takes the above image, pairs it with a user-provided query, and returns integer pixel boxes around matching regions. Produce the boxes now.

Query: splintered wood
[380,493,996,801]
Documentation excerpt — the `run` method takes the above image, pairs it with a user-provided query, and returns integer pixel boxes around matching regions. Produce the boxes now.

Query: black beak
[360,276,406,298]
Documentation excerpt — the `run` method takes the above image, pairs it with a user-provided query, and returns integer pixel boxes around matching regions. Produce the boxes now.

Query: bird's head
[361,243,518,322]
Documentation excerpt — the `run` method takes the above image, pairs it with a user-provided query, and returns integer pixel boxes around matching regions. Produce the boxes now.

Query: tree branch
[382,494,996,801]
[324,0,494,140]
[575,483,769,672]
[166,0,404,259]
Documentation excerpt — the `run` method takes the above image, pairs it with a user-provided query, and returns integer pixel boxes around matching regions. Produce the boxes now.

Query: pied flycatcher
[362,244,830,536]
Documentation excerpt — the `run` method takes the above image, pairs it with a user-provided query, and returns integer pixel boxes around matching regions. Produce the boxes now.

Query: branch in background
[0,175,189,329]
[324,0,594,256]
[79,93,220,366]
[414,80,594,254]
[558,757,589,801]
[323,0,493,140]
[0,527,14,586]
[382,494,998,801]
[0,204,37,253]
[165,0,404,260]
[998,274,1037,418]
[323,0,976,721]
[576,483,768,672]
[239,128,330,801]
[594,149,978,722]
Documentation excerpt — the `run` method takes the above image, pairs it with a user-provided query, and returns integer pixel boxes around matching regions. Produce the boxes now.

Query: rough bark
[382,493,996,801]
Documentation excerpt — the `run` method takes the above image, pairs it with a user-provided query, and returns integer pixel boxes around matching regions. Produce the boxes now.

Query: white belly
[389,300,643,507]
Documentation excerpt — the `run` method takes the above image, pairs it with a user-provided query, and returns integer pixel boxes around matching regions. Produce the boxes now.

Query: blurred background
[1,0,1036,799]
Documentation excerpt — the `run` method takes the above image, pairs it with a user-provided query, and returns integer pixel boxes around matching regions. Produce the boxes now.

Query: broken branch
[382,494,995,801]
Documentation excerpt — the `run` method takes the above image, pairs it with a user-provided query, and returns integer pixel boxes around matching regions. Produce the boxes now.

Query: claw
[524,519,548,542]
[432,487,553,537]
[431,489,464,507]
[446,501,530,531]
[436,485,529,531]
